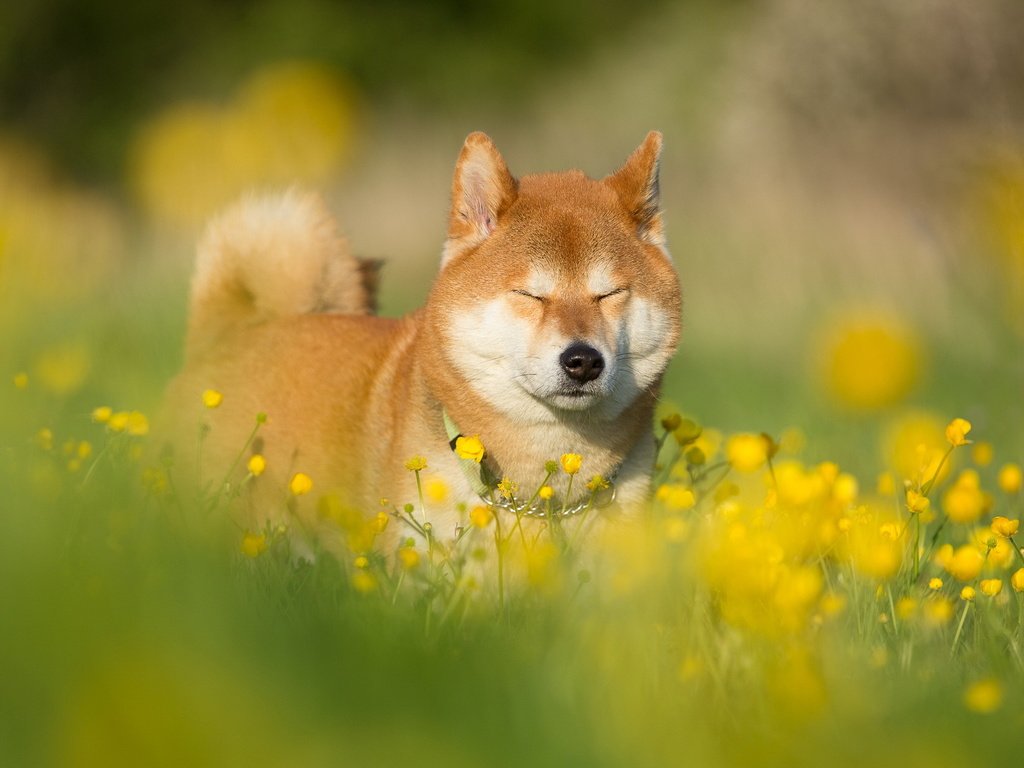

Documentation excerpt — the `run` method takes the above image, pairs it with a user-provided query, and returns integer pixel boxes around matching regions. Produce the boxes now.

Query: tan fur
[163,133,682,546]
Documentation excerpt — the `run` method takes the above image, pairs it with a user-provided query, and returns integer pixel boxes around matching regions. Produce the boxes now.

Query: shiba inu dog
[163,132,681,543]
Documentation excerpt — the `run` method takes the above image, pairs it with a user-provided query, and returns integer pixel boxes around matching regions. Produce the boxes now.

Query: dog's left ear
[442,132,519,267]
[603,131,665,249]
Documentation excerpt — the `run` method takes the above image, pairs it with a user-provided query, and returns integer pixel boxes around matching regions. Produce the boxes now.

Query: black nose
[560,342,605,383]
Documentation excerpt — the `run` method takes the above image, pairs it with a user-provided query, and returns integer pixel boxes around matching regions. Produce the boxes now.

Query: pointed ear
[603,131,666,249]
[442,132,518,267]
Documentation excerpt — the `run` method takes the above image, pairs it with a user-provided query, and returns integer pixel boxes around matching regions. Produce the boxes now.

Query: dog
[162,132,681,547]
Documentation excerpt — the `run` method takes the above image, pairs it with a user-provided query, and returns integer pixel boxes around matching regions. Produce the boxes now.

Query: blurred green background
[3,1,1024,765]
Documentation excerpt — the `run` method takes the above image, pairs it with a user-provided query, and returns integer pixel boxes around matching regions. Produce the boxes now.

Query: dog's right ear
[442,132,518,267]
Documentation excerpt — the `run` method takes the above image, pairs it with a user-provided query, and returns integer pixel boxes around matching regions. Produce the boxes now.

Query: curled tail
[186,189,376,361]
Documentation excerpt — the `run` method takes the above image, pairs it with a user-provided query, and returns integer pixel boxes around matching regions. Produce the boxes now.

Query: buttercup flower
[13,372,28,389]
[496,477,517,500]
[538,486,554,501]
[91,405,113,424]
[963,678,1003,714]
[726,433,768,472]
[202,388,223,408]
[289,472,313,496]
[241,532,268,558]
[998,463,1022,494]
[979,579,1003,597]
[455,435,485,463]
[469,505,493,528]
[905,489,930,515]
[928,577,943,591]
[990,516,1019,538]
[586,474,609,492]
[945,417,972,447]
[560,453,583,475]
[960,586,976,602]
[1011,568,1024,593]
[247,454,266,477]
[404,456,427,472]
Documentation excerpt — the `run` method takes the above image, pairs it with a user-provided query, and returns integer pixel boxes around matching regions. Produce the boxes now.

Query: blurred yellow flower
[351,571,377,593]
[240,532,268,558]
[971,441,994,467]
[538,485,554,501]
[404,456,427,472]
[469,505,493,528]
[247,454,266,477]
[945,418,972,447]
[928,577,943,591]
[963,678,1003,714]
[979,579,1003,597]
[960,586,976,602]
[13,371,28,389]
[660,413,682,432]
[726,433,768,473]
[922,596,954,626]
[816,309,923,411]
[998,463,1022,494]
[560,453,583,475]
[882,411,950,487]
[586,474,609,492]
[289,472,313,496]
[424,476,449,504]
[398,547,420,570]
[202,389,223,409]
[673,418,702,445]
[990,516,1019,538]
[91,405,112,424]
[353,555,369,569]
[942,470,989,524]
[130,61,357,228]
[1011,568,1024,593]
[946,545,985,582]
[657,484,696,511]
[454,434,485,463]
[905,489,930,515]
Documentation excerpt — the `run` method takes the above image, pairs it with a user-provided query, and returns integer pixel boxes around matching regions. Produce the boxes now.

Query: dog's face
[430,133,681,422]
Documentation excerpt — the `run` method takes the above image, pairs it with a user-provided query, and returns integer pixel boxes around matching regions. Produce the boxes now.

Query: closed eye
[512,289,545,302]
[596,287,629,301]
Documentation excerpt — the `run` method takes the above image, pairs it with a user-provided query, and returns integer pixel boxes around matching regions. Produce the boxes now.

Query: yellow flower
[963,678,1003,714]
[922,596,954,626]
[353,555,369,569]
[125,411,149,436]
[586,474,609,492]
[980,578,1003,597]
[905,489,930,515]
[247,454,266,477]
[35,428,53,451]
[673,419,702,445]
[404,456,427,472]
[971,441,994,467]
[998,463,1022,494]
[240,532,268,558]
[928,577,943,591]
[496,477,517,500]
[91,405,113,424]
[1011,568,1024,593]
[351,571,377,593]
[538,485,554,501]
[657,484,696,511]
[469,505,493,528]
[398,547,420,570]
[424,476,449,504]
[945,417,972,447]
[991,516,1019,538]
[560,453,583,475]
[454,434,485,463]
[108,411,129,432]
[816,309,922,411]
[13,372,28,389]
[960,586,976,602]
[726,433,768,473]
[289,472,313,496]
[942,470,988,524]
[202,388,223,408]
[946,545,985,582]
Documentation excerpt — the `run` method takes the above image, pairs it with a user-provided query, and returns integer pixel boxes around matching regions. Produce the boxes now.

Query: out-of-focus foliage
[0,0,668,183]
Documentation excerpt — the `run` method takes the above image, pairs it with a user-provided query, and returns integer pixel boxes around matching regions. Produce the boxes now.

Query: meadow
[4,4,1024,765]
